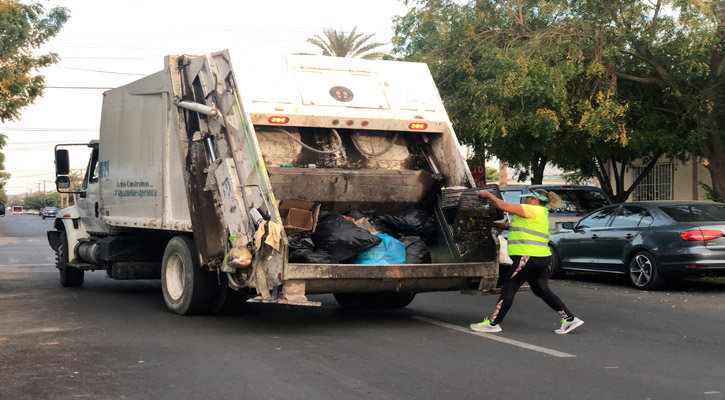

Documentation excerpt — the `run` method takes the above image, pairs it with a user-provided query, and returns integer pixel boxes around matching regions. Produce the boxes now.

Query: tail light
[680,230,724,241]
[268,116,289,124]
[409,122,427,130]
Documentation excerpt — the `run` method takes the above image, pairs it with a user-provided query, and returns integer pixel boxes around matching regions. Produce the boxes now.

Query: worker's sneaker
[470,319,502,333]
[555,317,584,334]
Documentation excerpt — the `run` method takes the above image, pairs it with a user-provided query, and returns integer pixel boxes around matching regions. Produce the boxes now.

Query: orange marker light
[268,116,289,124]
[409,122,428,130]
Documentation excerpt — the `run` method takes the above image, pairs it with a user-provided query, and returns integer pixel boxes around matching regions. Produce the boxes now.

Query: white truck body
[48,50,498,314]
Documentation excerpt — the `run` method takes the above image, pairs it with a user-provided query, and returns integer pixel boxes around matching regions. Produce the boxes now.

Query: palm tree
[306,27,387,59]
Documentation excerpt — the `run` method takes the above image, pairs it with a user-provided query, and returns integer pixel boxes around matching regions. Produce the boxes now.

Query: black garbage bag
[376,209,436,238]
[312,212,382,261]
[289,249,339,264]
[287,233,314,252]
[346,209,375,221]
[400,236,432,264]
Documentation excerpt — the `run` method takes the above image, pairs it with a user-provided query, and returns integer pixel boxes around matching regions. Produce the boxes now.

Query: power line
[57,66,146,76]
[46,86,113,90]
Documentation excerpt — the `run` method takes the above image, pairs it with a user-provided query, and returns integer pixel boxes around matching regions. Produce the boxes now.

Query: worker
[471,189,584,334]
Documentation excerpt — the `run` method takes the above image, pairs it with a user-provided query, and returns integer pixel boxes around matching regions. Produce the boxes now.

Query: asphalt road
[1,214,724,400]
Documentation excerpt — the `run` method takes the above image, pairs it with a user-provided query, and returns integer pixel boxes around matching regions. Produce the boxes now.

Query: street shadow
[552,271,725,293]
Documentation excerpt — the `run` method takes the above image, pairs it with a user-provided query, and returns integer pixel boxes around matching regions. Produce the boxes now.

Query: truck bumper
[282,262,498,295]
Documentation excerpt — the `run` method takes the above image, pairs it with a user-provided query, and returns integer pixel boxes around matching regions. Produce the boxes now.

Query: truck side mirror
[0,203,4,217]
[56,176,71,189]
[56,149,70,175]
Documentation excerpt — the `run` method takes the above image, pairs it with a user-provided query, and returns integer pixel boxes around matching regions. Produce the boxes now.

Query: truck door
[78,146,109,233]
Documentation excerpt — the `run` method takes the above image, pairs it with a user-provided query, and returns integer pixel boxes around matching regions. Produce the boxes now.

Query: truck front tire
[57,231,84,287]
[161,236,215,315]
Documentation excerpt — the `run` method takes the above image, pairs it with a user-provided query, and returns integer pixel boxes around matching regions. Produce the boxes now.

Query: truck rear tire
[210,273,247,315]
[161,236,215,315]
[333,292,416,310]
[57,231,84,287]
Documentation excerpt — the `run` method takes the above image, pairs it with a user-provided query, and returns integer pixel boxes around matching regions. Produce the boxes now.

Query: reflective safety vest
[508,205,551,257]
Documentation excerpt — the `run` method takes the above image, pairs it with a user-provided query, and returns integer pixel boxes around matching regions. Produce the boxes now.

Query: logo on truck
[329,86,354,102]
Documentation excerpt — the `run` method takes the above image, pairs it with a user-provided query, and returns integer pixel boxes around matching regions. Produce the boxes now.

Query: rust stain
[0,338,8,342]
[387,265,404,279]
[44,342,59,345]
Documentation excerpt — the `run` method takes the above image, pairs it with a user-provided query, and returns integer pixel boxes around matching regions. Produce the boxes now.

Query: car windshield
[659,204,725,222]
[547,189,610,214]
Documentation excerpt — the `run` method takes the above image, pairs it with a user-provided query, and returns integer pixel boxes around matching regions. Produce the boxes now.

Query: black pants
[490,255,574,325]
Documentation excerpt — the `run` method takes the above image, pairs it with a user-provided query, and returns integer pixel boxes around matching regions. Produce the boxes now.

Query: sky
[1,0,412,196]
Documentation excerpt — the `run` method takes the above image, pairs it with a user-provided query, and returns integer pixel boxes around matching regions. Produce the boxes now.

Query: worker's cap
[521,192,548,202]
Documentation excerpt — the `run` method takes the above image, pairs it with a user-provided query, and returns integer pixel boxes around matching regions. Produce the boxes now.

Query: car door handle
[625,234,634,239]
[591,234,599,239]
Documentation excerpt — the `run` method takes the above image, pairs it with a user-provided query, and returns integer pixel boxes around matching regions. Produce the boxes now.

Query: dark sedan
[548,201,725,290]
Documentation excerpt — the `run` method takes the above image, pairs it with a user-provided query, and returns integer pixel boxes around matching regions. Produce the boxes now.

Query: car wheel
[333,292,416,309]
[629,251,666,290]
[57,231,84,287]
[546,246,565,279]
[161,236,216,315]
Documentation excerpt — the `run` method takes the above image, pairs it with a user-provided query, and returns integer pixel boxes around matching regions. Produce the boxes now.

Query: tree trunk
[530,155,547,185]
[703,132,725,199]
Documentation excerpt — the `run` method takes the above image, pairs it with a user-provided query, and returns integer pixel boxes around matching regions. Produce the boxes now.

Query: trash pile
[285,208,435,265]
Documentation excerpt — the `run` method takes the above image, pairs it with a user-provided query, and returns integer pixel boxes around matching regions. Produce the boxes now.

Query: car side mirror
[0,203,4,217]
[56,175,71,189]
[561,222,575,230]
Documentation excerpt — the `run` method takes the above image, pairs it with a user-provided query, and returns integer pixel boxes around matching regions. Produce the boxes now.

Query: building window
[632,163,674,201]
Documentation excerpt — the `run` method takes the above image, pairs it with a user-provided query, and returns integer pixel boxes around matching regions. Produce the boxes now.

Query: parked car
[41,207,59,219]
[500,185,613,232]
[548,201,725,289]
[12,206,23,215]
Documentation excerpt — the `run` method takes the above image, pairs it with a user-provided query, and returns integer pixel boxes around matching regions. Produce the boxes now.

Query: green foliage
[699,182,724,203]
[0,0,69,122]
[307,27,388,59]
[485,166,498,182]
[393,0,725,202]
[21,192,60,209]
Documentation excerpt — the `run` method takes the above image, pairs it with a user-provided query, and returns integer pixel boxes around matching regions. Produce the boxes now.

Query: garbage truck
[47,50,500,315]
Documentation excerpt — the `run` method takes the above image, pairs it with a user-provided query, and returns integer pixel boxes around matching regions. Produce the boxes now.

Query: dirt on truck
[48,50,502,315]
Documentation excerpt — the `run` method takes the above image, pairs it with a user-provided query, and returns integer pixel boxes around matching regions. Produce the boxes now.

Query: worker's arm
[478,190,526,217]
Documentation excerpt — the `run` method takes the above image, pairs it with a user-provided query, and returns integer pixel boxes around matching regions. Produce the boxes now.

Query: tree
[582,0,725,199]
[307,27,388,59]
[0,133,8,203]
[392,1,697,202]
[0,1,69,122]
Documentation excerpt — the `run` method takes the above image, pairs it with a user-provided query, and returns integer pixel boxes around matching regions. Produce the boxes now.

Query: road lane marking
[413,316,577,358]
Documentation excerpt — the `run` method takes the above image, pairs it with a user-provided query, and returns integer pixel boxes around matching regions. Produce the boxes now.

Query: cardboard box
[278,199,321,234]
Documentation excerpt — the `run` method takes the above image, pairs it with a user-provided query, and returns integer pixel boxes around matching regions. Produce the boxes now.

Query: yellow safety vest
[508,205,551,257]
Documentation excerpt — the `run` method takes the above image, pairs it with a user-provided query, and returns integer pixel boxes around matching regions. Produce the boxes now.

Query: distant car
[548,201,725,290]
[12,206,23,215]
[500,185,613,232]
[41,207,59,219]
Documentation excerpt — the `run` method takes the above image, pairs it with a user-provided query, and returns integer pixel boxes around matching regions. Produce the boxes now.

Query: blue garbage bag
[351,233,406,264]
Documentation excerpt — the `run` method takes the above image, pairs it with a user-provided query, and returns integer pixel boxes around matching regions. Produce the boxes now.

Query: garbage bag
[350,233,406,265]
[400,236,431,264]
[288,249,338,264]
[375,209,436,238]
[312,212,382,261]
[287,233,314,252]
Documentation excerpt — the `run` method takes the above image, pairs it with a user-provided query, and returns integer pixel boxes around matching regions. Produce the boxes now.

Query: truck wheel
[161,236,216,315]
[333,292,416,309]
[57,231,84,287]
[210,273,247,315]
